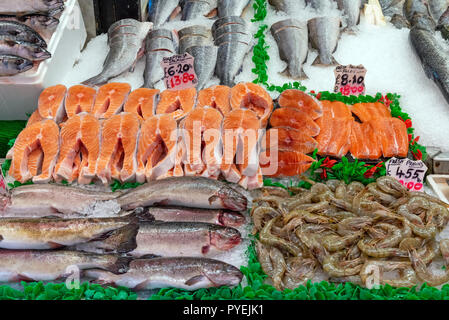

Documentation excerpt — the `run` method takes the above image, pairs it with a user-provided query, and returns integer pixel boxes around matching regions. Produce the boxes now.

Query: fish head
[204,262,243,287]
[212,186,248,211]
[210,226,242,250]
[218,210,246,227]
[13,57,33,72]
[34,15,60,28]
[44,0,65,10]
[30,46,51,61]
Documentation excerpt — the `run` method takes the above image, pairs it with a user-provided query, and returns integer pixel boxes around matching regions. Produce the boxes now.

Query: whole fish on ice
[0,14,59,40]
[0,20,47,47]
[308,16,341,66]
[0,54,32,76]
[0,0,64,16]
[182,0,217,20]
[0,35,51,61]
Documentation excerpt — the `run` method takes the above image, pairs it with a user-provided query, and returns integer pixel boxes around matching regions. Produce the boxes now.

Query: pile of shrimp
[252,176,449,290]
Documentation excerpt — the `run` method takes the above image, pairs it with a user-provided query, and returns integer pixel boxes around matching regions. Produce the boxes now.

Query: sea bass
[0,54,32,76]
[116,176,248,211]
[0,250,129,282]
[83,19,152,86]
[0,215,137,250]
[308,16,341,66]
[85,257,243,290]
[0,184,122,216]
[0,35,51,61]
[0,14,59,39]
[0,20,47,47]
[0,0,64,16]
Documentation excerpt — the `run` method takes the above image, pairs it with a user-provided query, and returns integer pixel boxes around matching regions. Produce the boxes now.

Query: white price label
[386,157,427,192]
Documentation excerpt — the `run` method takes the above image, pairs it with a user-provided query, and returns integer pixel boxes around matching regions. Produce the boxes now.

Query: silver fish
[143,36,176,89]
[403,0,430,21]
[271,19,309,79]
[186,45,217,90]
[337,0,362,29]
[0,14,59,39]
[0,184,122,216]
[149,0,181,27]
[428,0,449,22]
[212,16,246,35]
[0,249,129,282]
[0,35,51,61]
[137,206,246,227]
[0,20,46,47]
[148,28,174,41]
[308,16,341,66]
[0,54,32,76]
[129,221,242,257]
[213,32,250,46]
[269,0,306,12]
[85,257,243,290]
[178,25,210,39]
[215,40,249,86]
[410,24,449,104]
[182,0,217,20]
[116,176,248,211]
[179,35,210,53]
[218,0,251,17]
[0,0,64,16]
[83,19,152,86]
[213,23,248,42]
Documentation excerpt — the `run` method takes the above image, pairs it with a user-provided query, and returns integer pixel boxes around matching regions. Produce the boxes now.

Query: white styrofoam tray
[426,174,449,204]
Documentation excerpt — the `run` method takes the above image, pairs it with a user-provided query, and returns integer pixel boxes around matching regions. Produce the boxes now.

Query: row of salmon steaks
[7,82,409,189]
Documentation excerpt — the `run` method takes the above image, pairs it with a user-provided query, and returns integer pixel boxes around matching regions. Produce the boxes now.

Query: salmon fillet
[155,88,197,120]
[260,148,315,177]
[349,121,382,160]
[264,127,318,154]
[96,112,140,184]
[54,113,101,184]
[350,102,391,122]
[230,82,273,127]
[136,114,178,182]
[124,88,160,120]
[368,117,408,158]
[221,109,261,182]
[278,89,323,120]
[316,117,353,158]
[92,82,131,119]
[320,100,353,119]
[182,106,223,177]
[65,85,97,118]
[9,119,59,183]
[197,85,231,116]
[38,84,67,123]
[269,107,320,136]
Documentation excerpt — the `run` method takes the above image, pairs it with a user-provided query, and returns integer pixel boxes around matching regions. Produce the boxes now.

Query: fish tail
[312,55,339,66]
[82,74,108,87]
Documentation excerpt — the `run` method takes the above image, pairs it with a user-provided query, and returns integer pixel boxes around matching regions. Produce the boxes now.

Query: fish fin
[185,275,206,286]
[206,8,218,18]
[134,280,150,291]
[169,6,182,21]
[139,254,161,259]
[47,241,64,249]
[279,67,309,80]
[82,75,106,87]
[312,55,339,66]
[107,256,131,274]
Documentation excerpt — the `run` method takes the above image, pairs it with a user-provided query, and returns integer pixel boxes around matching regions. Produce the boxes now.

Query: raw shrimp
[409,246,449,287]
[398,237,423,251]
[360,260,417,288]
[251,186,290,199]
[282,257,317,290]
[260,217,303,256]
[322,251,364,277]
[367,183,397,205]
[270,246,287,290]
[321,232,364,252]
[376,176,409,198]
[295,227,328,264]
[357,238,408,258]
[256,241,274,277]
[252,206,280,231]
[337,217,375,236]
[366,223,403,248]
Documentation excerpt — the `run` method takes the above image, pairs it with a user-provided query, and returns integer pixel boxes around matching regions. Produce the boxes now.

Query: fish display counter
[0,0,449,302]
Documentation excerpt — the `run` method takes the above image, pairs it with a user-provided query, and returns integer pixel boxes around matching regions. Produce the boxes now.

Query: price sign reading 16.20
[161,53,198,90]
[334,64,367,96]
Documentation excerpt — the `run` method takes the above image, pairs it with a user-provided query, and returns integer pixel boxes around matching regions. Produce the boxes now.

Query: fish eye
[15,59,25,65]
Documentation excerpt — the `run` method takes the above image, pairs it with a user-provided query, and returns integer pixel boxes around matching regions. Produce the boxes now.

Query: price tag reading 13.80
[161,53,198,90]
[334,64,367,96]
[386,157,428,192]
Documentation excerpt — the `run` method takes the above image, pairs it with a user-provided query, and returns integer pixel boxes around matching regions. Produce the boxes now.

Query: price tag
[386,157,428,192]
[161,53,198,90]
[0,165,8,195]
[334,64,367,96]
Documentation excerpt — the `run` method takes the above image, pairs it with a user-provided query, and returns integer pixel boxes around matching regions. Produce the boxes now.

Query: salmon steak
[260,148,315,177]
[238,166,263,190]
[269,107,320,137]
[278,89,323,120]
[54,113,101,184]
[264,127,318,154]
[320,100,353,119]
[182,106,223,177]
[221,109,261,182]
[27,110,44,127]
[197,85,231,116]
[9,119,60,183]
[136,114,180,183]
[65,85,97,118]
[96,112,140,184]
[124,88,160,120]
[350,102,391,122]
[155,88,197,120]
[349,121,382,160]
[92,82,131,119]
[368,117,408,158]
[37,84,67,123]
[230,82,273,127]
[316,117,353,158]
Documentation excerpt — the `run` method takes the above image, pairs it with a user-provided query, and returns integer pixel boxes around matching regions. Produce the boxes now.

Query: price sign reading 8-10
[334,64,367,96]
[386,157,428,192]
[161,53,198,90]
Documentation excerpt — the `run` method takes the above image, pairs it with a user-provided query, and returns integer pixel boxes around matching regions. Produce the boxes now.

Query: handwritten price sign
[334,64,367,96]
[161,53,198,90]
[386,157,428,192]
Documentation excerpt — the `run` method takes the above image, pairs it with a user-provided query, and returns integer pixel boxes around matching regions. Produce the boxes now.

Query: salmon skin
[129,221,242,257]
[65,85,96,118]
[85,257,243,291]
[0,250,130,282]
[230,82,273,127]
[155,88,197,120]
[123,88,160,120]
[96,112,140,185]
[260,148,315,177]
[53,113,100,184]
[350,102,391,122]
[264,127,318,154]
[269,107,320,136]
[197,85,231,116]
[349,121,382,160]
[37,84,67,123]
[368,117,408,158]
[116,176,248,211]
[92,82,131,119]
[278,89,323,120]
[136,114,179,182]
[9,119,59,183]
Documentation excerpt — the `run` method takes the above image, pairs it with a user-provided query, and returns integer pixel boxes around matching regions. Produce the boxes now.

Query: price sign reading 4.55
[334,64,367,96]
[386,157,428,192]
[161,53,198,90]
